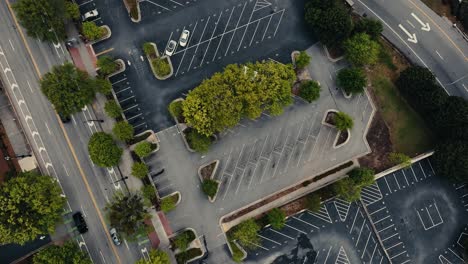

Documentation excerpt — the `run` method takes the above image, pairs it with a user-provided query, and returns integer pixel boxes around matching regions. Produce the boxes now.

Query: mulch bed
[200,161,216,180]
[358,109,393,173]
[325,111,337,126]
[336,130,348,145]
[0,122,21,183]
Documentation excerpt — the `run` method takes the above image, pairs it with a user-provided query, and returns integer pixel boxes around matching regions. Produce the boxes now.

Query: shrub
[333,177,361,202]
[388,152,412,168]
[104,101,122,118]
[88,132,122,167]
[134,141,153,158]
[172,231,195,251]
[354,18,383,39]
[231,219,260,249]
[344,33,380,66]
[267,208,286,230]
[229,241,245,263]
[298,80,321,103]
[334,111,353,131]
[97,56,118,76]
[160,194,178,213]
[82,21,105,41]
[433,140,468,182]
[143,42,155,56]
[141,185,156,205]
[65,2,80,20]
[306,193,321,212]
[152,57,171,77]
[132,162,149,179]
[168,100,183,120]
[202,179,219,199]
[295,51,311,69]
[113,121,134,142]
[175,248,202,264]
[336,67,366,95]
[348,167,375,187]
[186,129,212,153]
[130,6,138,20]
[94,78,112,95]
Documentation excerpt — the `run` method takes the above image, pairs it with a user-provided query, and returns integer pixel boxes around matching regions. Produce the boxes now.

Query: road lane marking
[44,122,52,135]
[398,24,418,43]
[411,13,430,31]
[8,39,14,51]
[435,50,444,60]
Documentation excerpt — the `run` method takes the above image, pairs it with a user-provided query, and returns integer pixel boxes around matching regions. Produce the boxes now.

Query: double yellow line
[5,1,122,263]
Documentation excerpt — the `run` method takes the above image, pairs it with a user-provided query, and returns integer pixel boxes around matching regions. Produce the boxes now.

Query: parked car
[165,40,177,56]
[109,228,121,245]
[179,30,190,47]
[73,212,88,234]
[82,9,99,21]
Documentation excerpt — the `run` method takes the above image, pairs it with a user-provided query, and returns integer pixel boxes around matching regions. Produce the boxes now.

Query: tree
[41,62,95,117]
[104,100,122,118]
[388,152,412,167]
[13,0,66,42]
[113,121,134,142]
[132,162,149,179]
[107,194,146,236]
[135,249,170,264]
[152,57,171,77]
[306,193,321,213]
[97,56,118,76]
[334,111,353,131]
[134,141,153,158]
[295,51,311,69]
[267,208,286,230]
[88,132,122,167]
[337,67,366,94]
[231,219,260,250]
[433,140,468,182]
[182,61,295,136]
[186,129,212,153]
[65,2,80,20]
[304,0,353,46]
[202,179,219,199]
[160,195,177,213]
[82,21,105,41]
[333,177,361,202]
[143,43,154,56]
[33,241,91,264]
[344,33,380,66]
[348,167,375,187]
[433,96,468,141]
[141,185,156,205]
[173,232,191,252]
[94,78,112,95]
[168,100,183,119]
[298,80,321,103]
[0,171,65,245]
[354,18,383,39]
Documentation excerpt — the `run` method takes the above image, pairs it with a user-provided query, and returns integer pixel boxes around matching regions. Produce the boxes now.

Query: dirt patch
[325,111,337,126]
[0,122,21,182]
[336,130,348,146]
[200,161,216,180]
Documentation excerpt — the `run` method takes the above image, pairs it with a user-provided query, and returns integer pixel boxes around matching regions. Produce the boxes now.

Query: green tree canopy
[388,152,412,167]
[135,249,170,264]
[299,80,321,103]
[433,96,468,141]
[82,22,105,41]
[333,177,361,202]
[88,132,122,167]
[334,111,353,131]
[295,51,311,69]
[0,171,65,245]
[13,0,66,42]
[354,18,383,39]
[168,100,183,119]
[33,241,91,264]
[267,208,286,230]
[348,167,375,187]
[202,179,219,199]
[183,61,295,136]
[107,194,146,236]
[104,100,122,118]
[97,56,118,76]
[344,33,380,66]
[337,67,366,94]
[94,78,112,95]
[304,0,353,46]
[306,193,321,212]
[134,141,153,158]
[433,140,468,182]
[113,121,134,142]
[231,219,260,250]
[65,2,80,20]
[132,162,149,179]
[41,62,95,117]
[186,129,212,153]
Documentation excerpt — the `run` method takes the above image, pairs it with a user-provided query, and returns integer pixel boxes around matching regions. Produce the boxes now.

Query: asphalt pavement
[354,0,468,99]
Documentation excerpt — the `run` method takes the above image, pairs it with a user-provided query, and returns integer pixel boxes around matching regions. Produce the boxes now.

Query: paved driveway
[86,0,315,131]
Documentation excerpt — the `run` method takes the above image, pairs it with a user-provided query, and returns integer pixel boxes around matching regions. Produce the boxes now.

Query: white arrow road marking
[411,13,430,31]
[79,241,86,247]
[399,24,418,43]
[39,147,46,152]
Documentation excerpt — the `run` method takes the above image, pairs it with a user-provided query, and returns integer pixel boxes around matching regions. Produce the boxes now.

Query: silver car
[82,9,99,21]
[109,228,121,246]
[165,40,177,56]
[179,30,190,47]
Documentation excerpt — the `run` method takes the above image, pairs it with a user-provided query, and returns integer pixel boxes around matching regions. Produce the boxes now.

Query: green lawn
[371,76,433,156]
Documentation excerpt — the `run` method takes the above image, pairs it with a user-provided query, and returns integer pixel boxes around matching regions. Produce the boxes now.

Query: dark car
[73,212,88,234]
[59,113,71,123]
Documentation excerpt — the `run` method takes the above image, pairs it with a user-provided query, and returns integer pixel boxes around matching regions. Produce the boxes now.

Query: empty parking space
[140,0,198,16]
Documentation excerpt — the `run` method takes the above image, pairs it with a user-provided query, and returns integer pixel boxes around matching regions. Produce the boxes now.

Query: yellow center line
[408,0,468,61]
[5,1,122,262]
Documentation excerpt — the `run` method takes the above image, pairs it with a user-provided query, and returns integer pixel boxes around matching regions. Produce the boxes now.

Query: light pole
[4,154,32,160]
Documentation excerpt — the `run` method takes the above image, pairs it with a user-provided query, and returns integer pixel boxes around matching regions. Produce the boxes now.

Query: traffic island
[123,0,141,22]
[169,228,205,264]
[89,25,111,44]
[198,160,220,203]
[160,192,181,213]
[143,42,173,80]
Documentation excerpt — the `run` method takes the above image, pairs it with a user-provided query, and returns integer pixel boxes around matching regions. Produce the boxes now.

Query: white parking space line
[168,0,184,6]
[123,104,138,112]
[128,113,143,121]
[225,2,247,56]
[411,165,422,181]
[419,162,427,178]
[381,232,398,242]
[374,215,390,224]
[199,11,223,66]
[323,246,333,263]
[393,173,401,189]
[262,15,273,41]
[143,0,171,11]
[79,0,93,6]
[212,7,235,61]
[249,21,261,46]
[370,206,387,216]
[284,223,307,234]
[175,21,198,76]
[258,234,281,245]
[269,228,294,240]
[378,224,394,233]
[390,250,407,259]
[273,10,285,37]
[115,87,131,94]
[112,77,127,85]
[293,215,320,229]
[236,3,256,52]
[355,221,366,246]
[349,208,360,234]
[187,16,211,71]
[362,232,372,258]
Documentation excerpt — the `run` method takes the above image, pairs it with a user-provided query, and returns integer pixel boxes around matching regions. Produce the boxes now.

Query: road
[0,1,147,263]
[355,0,468,99]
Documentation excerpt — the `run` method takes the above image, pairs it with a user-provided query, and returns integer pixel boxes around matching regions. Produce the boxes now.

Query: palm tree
[107,194,146,236]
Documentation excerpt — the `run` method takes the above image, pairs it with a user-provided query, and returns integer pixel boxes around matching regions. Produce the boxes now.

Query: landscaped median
[122,0,140,22]
[198,160,220,202]
[169,228,205,264]
[143,42,173,80]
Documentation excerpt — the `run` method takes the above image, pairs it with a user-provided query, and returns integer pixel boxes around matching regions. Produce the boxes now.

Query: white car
[179,30,190,47]
[109,228,121,246]
[165,40,177,56]
[82,9,99,21]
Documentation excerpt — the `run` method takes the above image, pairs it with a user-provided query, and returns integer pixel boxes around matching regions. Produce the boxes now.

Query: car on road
[82,9,99,21]
[179,30,190,47]
[109,228,121,245]
[59,113,71,123]
[73,212,88,234]
[165,40,177,56]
